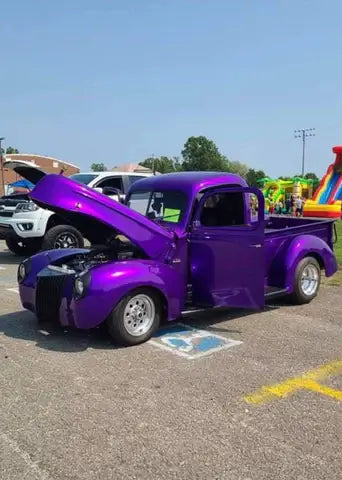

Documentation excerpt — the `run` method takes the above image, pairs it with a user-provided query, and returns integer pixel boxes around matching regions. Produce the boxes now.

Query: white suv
[0,161,151,255]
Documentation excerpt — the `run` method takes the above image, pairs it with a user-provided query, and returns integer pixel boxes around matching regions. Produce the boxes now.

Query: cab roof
[129,171,247,198]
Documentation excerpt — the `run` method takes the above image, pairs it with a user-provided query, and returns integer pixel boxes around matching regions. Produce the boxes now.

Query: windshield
[70,174,98,185]
[127,190,187,224]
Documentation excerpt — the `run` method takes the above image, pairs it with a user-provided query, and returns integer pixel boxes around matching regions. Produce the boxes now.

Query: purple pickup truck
[16,169,337,346]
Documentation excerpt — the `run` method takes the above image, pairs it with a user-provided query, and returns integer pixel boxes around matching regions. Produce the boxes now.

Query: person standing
[285,197,291,215]
[278,200,283,215]
[296,196,303,217]
[290,195,296,216]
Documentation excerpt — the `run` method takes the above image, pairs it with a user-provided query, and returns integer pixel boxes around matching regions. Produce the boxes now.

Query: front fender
[70,260,186,329]
[285,235,338,291]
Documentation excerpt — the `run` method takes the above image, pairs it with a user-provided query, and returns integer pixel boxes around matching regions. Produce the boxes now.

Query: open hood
[3,160,46,185]
[29,174,174,260]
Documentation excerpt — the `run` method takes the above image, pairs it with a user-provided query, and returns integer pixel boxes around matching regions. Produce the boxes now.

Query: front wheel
[107,288,162,346]
[290,257,321,305]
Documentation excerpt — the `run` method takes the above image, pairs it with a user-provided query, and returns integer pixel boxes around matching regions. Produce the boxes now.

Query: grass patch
[334,220,342,266]
[323,220,342,286]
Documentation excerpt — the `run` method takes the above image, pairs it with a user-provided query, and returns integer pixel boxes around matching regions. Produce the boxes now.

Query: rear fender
[285,235,338,291]
[70,260,186,329]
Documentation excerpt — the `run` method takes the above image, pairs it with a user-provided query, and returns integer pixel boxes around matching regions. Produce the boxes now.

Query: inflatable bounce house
[304,146,342,218]
[260,177,318,212]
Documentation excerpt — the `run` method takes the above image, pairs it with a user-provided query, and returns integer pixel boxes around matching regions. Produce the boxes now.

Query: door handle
[251,244,262,248]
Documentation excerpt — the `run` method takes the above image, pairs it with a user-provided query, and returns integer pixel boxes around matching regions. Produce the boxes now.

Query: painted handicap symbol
[161,331,226,353]
[151,323,242,359]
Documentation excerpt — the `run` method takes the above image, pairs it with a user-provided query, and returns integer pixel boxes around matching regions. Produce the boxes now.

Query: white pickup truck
[0,160,151,255]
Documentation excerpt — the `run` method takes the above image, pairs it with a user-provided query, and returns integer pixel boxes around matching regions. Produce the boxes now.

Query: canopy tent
[9,179,34,190]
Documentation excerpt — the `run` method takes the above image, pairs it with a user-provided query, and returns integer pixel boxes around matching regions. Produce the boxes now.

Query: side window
[128,175,145,186]
[200,192,246,227]
[96,176,123,191]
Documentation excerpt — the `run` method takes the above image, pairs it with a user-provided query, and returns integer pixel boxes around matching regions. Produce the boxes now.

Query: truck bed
[264,215,336,293]
[265,215,335,246]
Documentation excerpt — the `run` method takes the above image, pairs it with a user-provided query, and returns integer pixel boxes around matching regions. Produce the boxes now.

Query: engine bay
[52,237,145,274]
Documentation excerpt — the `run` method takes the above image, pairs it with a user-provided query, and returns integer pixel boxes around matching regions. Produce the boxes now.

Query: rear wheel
[5,234,41,256]
[107,288,162,346]
[290,257,321,304]
[42,225,84,251]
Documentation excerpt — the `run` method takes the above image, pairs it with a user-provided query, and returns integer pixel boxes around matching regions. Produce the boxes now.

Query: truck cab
[17,171,337,346]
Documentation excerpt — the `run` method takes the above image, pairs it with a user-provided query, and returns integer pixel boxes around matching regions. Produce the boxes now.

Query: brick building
[0,154,80,195]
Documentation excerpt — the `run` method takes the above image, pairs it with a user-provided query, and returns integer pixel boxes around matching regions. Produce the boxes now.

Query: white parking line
[6,288,19,294]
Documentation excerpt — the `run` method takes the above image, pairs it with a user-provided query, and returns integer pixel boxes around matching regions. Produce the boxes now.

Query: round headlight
[18,263,26,283]
[74,277,85,296]
[17,259,31,283]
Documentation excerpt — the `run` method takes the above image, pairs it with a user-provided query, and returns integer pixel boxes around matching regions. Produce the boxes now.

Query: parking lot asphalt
[0,240,341,480]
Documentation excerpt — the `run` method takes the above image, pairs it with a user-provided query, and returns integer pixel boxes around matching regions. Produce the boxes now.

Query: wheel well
[46,214,70,231]
[146,286,168,320]
[304,253,324,270]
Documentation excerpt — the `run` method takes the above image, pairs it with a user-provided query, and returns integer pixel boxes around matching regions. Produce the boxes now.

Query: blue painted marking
[151,323,242,358]
[192,336,225,352]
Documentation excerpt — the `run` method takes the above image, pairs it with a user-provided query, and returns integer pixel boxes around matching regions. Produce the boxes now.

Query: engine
[52,237,144,273]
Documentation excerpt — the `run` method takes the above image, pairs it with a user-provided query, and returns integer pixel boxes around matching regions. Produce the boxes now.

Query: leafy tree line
[1,147,19,154]
[139,136,266,187]
[90,135,320,188]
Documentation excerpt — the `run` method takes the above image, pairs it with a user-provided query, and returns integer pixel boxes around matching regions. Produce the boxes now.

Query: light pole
[0,137,5,196]
[151,153,155,175]
[294,128,315,177]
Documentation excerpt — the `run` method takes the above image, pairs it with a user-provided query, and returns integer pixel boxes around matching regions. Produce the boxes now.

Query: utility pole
[0,137,5,196]
[294,128,315,177]
[151,153,155,175]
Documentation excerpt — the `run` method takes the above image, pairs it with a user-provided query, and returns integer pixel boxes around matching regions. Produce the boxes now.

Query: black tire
[5,234,41,256]
[107,288,162,346]
[42,225,84,251]
[290,256,321,305]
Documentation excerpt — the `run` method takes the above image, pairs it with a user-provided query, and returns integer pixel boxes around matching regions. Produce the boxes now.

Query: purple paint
[17,171,337,340]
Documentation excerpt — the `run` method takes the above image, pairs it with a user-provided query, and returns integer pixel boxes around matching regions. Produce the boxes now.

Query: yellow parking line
[244,359,342,405]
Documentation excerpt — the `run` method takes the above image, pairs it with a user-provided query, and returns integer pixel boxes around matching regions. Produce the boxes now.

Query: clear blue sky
[1,0,341,176]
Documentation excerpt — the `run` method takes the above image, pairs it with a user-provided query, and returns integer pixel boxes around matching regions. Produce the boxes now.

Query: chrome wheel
[54,232,79,249]
[301,264,319,296]
[123,294,155,337]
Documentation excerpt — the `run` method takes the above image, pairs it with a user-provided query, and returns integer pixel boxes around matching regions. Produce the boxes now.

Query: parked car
[16,169,338,346]
[0,192,30,217]
[0,160,151,255]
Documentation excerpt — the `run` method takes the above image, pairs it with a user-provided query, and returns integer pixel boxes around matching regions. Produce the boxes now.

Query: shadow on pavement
[0,304,280,353]
[0,250,24,265]
[0,310,116,353]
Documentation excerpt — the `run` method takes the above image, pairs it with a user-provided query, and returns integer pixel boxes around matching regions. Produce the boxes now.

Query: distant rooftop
[5,153,79,170]
[111,163,153,173]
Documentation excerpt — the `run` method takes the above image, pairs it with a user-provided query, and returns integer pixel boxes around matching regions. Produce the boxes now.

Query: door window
[96,176,123,192]
[199,192,246,227]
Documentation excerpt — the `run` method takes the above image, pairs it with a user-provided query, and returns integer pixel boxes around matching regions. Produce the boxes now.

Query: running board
[264,286,288,299]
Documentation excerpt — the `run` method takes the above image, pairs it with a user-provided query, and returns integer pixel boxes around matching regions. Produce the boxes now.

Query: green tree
[6,147,19,154]
[304,172,319,181]
[91,162,107,172]
[139,156,177,174]
[181,136,228,171]
[226,159,249,178]
[246,169,267,187]
[1,146,19,154]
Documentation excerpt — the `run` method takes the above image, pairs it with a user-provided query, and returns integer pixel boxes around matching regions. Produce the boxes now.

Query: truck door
[190,187,265,309]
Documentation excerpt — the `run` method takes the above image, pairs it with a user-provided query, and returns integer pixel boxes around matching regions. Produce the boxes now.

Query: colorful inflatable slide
[304,146,342,218]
